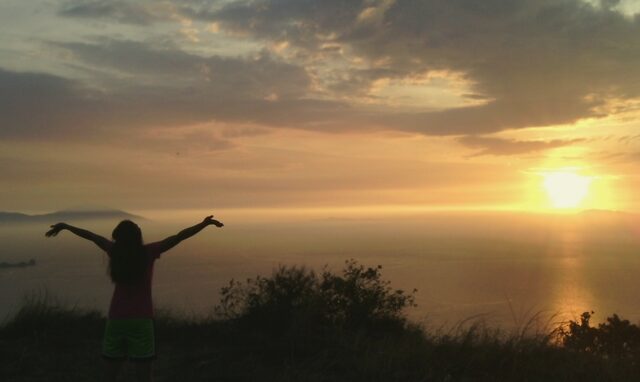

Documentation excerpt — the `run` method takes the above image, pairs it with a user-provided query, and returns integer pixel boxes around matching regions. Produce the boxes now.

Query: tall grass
[2,260,640,381]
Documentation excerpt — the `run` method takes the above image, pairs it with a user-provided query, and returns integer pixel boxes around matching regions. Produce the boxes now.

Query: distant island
[0,259,36,268]
[0,209,144,224]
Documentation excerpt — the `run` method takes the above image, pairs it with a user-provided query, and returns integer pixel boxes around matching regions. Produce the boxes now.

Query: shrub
[215,259,416,334]
[560,311,640,358]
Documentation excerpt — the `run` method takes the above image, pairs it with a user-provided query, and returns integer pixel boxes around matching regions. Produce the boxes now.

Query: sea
[2,209,640,332]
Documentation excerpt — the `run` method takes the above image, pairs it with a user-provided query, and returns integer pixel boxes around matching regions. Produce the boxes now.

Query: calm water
[2,211,640,330]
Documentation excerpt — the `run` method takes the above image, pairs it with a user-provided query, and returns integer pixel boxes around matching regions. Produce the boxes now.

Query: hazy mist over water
[2,210,640,330]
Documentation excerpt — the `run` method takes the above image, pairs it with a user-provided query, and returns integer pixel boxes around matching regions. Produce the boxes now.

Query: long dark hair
[108,220,146,285]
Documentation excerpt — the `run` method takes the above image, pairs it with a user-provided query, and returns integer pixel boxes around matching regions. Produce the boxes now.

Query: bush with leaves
[560,311,640,359]
[215,259,416,334]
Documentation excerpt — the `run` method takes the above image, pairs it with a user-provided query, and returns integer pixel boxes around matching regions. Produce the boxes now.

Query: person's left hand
[203,215,224,227]
[45,223,67,237]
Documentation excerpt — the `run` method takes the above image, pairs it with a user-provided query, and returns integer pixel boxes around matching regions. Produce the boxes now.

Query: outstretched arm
[157,215,224,253]
[45,223,112,252]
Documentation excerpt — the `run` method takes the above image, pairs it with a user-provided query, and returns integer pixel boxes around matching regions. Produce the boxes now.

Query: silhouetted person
[45,215,224,382]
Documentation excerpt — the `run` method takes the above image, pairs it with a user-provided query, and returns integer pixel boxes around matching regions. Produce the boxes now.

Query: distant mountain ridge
[0,209,144,223]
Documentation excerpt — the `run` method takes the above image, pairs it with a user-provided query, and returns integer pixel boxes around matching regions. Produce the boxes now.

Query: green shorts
[102,319,155,361]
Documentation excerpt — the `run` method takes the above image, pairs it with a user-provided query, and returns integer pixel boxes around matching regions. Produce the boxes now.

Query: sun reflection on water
[550,228,593,323]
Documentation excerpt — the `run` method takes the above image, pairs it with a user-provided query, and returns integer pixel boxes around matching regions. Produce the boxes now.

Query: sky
[1,0,640,214]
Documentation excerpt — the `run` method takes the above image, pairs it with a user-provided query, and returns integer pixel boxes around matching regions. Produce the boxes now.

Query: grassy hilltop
[2,260,640,382]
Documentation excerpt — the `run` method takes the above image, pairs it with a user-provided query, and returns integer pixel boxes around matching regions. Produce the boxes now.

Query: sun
[543,171,593,209]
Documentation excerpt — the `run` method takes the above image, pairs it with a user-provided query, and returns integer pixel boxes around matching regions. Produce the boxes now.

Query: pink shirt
[103,241,165,319]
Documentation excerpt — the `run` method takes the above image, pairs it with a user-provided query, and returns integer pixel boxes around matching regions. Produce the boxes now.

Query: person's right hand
[202,215,224,227]
[45,223,67,237]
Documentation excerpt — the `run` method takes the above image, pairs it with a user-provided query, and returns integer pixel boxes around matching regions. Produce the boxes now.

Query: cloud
[458,136,584,156]
[592,149,640,165]
[0,35,337,139]
[58,0,164,25]
[617,134,640,144]
[128,124,236,156]
[9,0,640,140]
[0,68,115,138]
[54,39,311,100]
[203,0,640,134]
[0,55,348,139]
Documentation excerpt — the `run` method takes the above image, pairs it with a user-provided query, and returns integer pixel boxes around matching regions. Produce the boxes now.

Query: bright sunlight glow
[543,171,593,209]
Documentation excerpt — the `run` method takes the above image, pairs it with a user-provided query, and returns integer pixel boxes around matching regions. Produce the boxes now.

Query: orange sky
[1,0,639,214]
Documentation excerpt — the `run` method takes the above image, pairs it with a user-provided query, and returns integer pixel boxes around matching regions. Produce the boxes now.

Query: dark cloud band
[7,0,640,141]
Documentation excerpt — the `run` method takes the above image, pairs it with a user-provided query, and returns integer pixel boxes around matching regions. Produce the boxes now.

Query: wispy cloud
[458,136,584,156]
[58,0,169,25]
